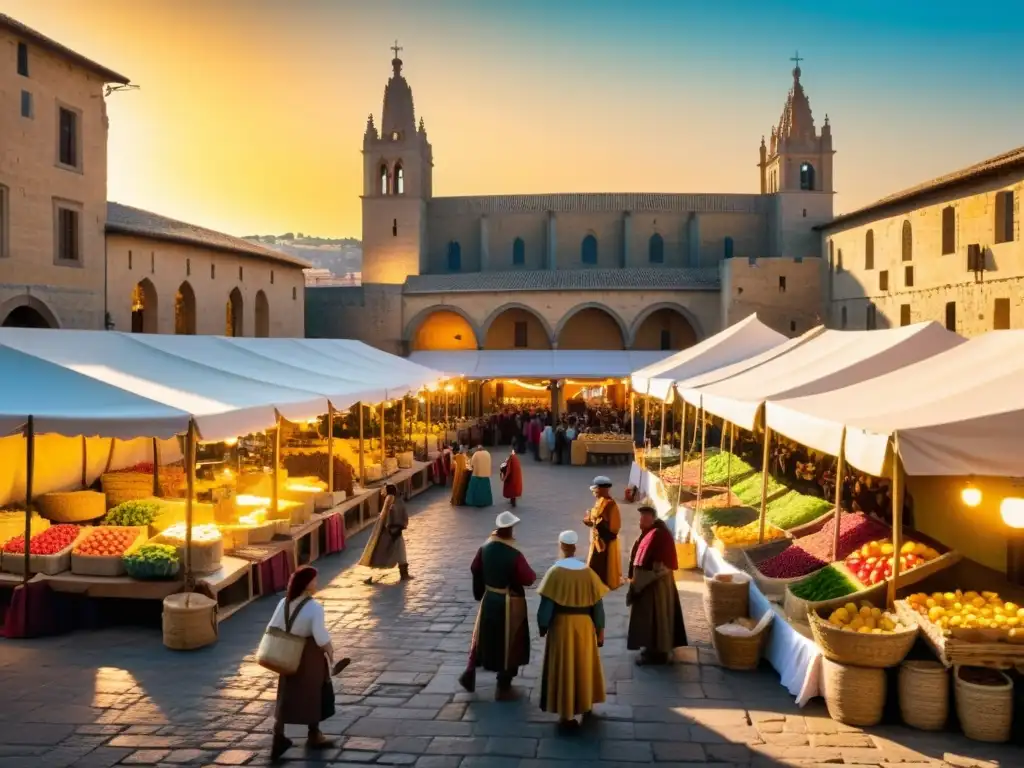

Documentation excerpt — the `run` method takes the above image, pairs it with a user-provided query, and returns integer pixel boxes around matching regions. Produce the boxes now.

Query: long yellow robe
[537,562,608,720]
[585,497,622,590]
[450,453,469,506]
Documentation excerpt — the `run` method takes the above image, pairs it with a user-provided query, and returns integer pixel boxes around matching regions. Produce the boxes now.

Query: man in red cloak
[500,448,523,508]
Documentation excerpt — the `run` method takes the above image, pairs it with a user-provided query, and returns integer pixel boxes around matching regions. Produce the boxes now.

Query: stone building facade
[820,148,1024,335]
[307,51,831,353]
[0,15,308,337]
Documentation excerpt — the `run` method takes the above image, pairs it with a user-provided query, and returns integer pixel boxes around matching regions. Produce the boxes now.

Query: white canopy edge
[765,330,1024,478]
[407,349,674,380]
[295,339,443,396]
[631,314,787,400]
[0,344,191,440]
[679,322,963,432]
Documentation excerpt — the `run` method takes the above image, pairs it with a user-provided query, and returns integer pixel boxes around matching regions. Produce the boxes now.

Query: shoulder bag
[256,596,312,675]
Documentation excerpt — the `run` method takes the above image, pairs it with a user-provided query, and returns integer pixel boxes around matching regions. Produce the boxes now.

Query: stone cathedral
[306,49,831,354]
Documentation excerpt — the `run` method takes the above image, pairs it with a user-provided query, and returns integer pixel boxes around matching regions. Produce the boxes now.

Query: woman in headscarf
[268,566,344,759]
[358,484,411,583]
[450,445,470,506]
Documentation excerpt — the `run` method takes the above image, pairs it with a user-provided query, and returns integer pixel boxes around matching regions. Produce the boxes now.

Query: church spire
[774,51,816,145]
[381,40,416,141]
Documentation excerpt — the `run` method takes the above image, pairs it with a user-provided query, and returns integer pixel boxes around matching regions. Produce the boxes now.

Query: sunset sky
[8,0,1024,240]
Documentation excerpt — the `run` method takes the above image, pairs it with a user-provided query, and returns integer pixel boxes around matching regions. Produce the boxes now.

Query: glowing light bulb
[961,486,982,507]
[223,437,238,447]
[1000,498,1024,529]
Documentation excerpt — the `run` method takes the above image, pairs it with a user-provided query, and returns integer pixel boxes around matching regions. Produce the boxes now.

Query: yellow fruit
[849,617,865,631]
[880,618,895,631]
[982,591,998,600]
[943,592,956,602]
[964,591,979,601]
[859,606,873,619]
[870,607,882,618]
[972,597,987,609]
[871,628,883,634]
[857,626,872,634]
[1007,617,1020,628]
[1004,602,1019,613]
[844,603,858,616]
[928,606,945,622]
[833,607,850,624]
[949,615,963,626]
[880,543,895,555]
[864,617,877,630]
[901,541,916,555]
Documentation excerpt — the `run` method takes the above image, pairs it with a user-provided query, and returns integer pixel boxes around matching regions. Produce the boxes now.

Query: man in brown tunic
[582,475,622,589]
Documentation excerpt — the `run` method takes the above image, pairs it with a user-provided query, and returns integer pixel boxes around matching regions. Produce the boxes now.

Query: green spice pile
[702,451,756,486]
[766,491,833,530]
[731,472,785,507]
[789,564,858,602]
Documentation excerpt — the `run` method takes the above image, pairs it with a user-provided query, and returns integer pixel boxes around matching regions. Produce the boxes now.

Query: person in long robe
[537,530,608,730]
[460,511,536,699]
[582,476,622,590]
[500,449,523,508]
[626,505,687,666]
[358,484,411,583]
[539,423,553,462]
[450,445,470,506]
[465,446,494,508]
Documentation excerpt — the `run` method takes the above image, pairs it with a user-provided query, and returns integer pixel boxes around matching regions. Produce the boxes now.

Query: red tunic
[502,453,523,500]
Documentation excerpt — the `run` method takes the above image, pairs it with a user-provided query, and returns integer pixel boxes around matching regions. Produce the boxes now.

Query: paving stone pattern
[0,461,1016,767]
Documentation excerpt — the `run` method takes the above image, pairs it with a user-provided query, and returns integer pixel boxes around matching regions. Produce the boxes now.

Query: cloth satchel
[256,596,312,676]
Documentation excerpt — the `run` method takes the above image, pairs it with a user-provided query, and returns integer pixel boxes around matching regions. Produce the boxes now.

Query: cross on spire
[790,51,803,68]
[391,40,403,59]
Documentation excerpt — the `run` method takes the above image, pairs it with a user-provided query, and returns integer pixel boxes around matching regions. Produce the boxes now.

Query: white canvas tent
[765,330,1023,477]
[0,329,327,442]
[631,314,788,401]
[407,349,672,380]
[297,339,442,395]
[678,322,963,431]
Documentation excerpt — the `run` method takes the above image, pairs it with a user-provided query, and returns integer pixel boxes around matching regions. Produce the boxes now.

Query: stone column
[546,211,558,269]
[479,215,490,272]
[622,211,631,267]
[687,213,701,268]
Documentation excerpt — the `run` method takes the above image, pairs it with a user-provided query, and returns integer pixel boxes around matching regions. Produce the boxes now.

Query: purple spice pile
[757,512,890,579]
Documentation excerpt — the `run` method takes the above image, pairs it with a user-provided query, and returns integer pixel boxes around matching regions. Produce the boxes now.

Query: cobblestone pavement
[0,461,1016,767]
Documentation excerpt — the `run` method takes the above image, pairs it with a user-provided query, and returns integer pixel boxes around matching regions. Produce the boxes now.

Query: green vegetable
[701,451,757,486]
[103,500,161,527]
[766,491,833,530]
[697,506,757,539]
[123,542,180,579]
[730,472,785,507]
[790,565,856,601]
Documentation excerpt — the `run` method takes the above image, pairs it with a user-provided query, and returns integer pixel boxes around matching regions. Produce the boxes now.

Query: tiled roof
[0,14,129,84]
[403,267,720,294]
[819,145,1024,231]
[428,193,767,217]
[106,203,311,269]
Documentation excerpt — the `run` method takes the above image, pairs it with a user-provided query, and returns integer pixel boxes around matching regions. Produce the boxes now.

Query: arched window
[447,241,461,271]
[512,237,525,266]
[225,288,243,337]
[648,233,664,264]
[902,220,913,261]
[394,162,404,195]
[174,281,196,335]
[581,234,598,265]
[255,290,270,338]
[131,279,158,334]
[799,163,815,191]
[723,236,734,259]
[837,249,844,272]
[865,230,874,270]
[840,306,848,329]
[379,163,388,195]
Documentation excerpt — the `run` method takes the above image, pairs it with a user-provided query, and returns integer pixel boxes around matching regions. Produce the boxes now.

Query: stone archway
[255,290,270,338]
[406,306,480,351]
[482,303,553,350]
[555,303,627,350]
[131,279,159,334]
[1,295,59,328]
[629,303,702,350]
[175,282,197,335]
[225,288,244,337]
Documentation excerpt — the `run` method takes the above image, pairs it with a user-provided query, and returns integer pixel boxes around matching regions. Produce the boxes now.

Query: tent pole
[151,438,160,496]
[659,397,667,474]
[80,435,88,489]
[184,419,197,589]
[445,383,450,424]
[757,426,772,544]
[643,393,650,453]
[679,401,687,456]
[696,401,706,515]
[381,401,386,478]
[401,397,406,443]
[831,428,847,562]
[425,392,431,458]
[726,423,734,506]
[327,403,335,492]
[888,434,904,609]
[358,403,365,487]
[22,416,35,586]
[272,413,281,520]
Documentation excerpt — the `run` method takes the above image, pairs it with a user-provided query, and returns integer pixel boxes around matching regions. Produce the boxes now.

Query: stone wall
[825,170,1024,334]
[305,284,405,355]
[0,28,110,328]
[720,256,825,336]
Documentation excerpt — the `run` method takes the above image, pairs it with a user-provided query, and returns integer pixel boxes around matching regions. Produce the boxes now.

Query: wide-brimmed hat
[558,530,579,546]
[495,511,520,529]
[590,475,613,490]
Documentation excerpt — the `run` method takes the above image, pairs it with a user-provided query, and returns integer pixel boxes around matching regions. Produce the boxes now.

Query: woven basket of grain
[713,619,771,671]
[808,609,918,668]
[822,658,886,727]
[899,660,948,731]
[163,592,219,650]
[101,472,155,508]
[703,573,750,629]
[35,491,106,523]
[955,666,1013,743]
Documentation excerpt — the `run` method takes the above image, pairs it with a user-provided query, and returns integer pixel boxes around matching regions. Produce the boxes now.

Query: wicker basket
[36,491,106,523]
[808,610,918,668]
[955,666,1013,743]
[397,451,414,469]
[101,472,156,509]
[822,657,886,727]
[162,592,219,650]
[713,621,771,671]
[899,661,948,731]
[703,573,750,629]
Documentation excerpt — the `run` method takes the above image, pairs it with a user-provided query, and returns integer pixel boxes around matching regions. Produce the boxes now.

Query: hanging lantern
[1000,498,1024,529]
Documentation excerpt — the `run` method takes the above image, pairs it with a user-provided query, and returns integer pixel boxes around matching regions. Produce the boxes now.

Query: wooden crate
[70,526,148,577]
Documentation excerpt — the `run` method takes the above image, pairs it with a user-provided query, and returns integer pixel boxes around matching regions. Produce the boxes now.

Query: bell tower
[361,42,433,285]
[759,53,835,258]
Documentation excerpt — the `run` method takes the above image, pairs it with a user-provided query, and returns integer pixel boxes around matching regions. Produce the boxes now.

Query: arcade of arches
[409,303,700,351]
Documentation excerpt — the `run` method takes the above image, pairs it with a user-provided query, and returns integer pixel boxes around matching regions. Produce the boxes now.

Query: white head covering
[558,530,579,546]
[590,475,613,490]
[495,511,520,529]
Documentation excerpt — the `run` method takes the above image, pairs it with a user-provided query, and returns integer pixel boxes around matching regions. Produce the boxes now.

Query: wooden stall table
[571,437,635,466]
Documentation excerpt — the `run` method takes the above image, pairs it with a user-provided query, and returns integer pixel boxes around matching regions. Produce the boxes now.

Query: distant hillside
[243,234,362,276]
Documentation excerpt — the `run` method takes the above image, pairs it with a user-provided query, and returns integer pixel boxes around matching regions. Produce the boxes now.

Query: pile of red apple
[845,539,940,586]
[2,524,81,555]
